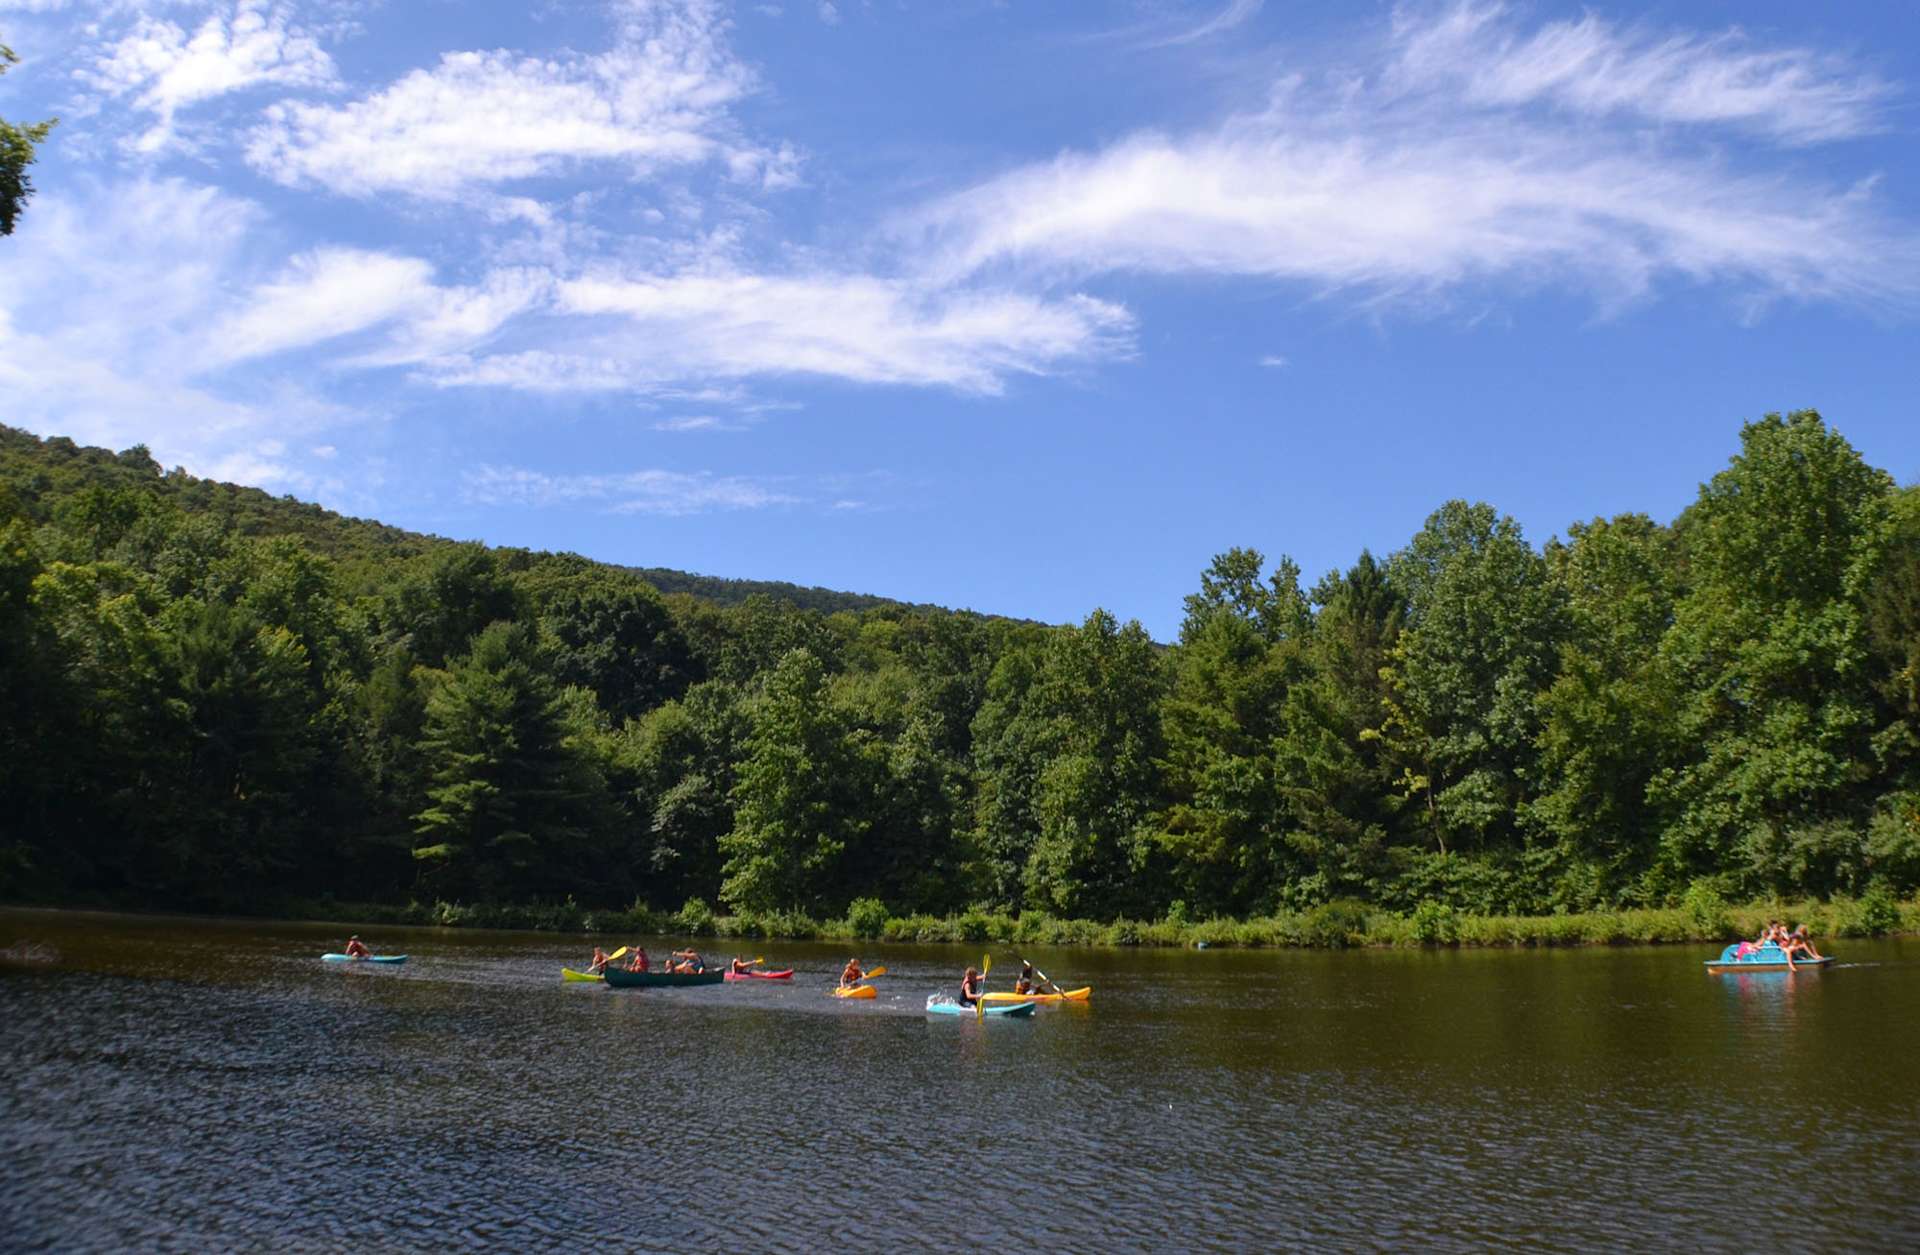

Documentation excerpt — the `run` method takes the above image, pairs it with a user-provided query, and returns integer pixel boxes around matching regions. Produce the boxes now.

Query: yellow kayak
[561,967,605,982]
[832,984,877,999]
[981,986,1090,1004]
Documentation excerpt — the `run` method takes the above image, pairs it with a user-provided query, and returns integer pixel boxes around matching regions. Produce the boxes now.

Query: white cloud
[1389,2,1889,145]
[909,3,1918,314]
[816,2,840,26]
[1159,0,1263,48]
[463,465,801,515]
[653,414,741,432]
[82,1,338,153]
[246,0,770,200]
[537,270,1134,394]
[208,248,439,363]
[1258,354,1288,368]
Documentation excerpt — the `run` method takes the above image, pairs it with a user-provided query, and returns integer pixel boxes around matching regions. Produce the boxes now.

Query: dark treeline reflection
[3,411,1917,922]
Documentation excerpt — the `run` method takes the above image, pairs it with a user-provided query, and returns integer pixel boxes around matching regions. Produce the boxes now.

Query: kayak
[603,967,724,988]
[321,953,407,964]
[832,984,877,999]
[561,967,604,982]
[927,996,1035,1018]
[724,968,794,981]
[1705,943,1835,974]
[981,986,1091,1005]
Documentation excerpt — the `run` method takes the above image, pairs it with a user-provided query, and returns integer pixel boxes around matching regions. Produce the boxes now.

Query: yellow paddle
[977,953,991,1020]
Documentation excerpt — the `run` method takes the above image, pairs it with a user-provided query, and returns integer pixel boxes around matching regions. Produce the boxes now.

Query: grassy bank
[286,889,1920,950]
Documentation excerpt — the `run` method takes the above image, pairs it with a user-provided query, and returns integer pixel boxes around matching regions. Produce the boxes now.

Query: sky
[1,0,1917,640]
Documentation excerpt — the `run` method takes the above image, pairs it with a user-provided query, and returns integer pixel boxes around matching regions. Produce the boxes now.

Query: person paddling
[670,947,704,974]
[344,935,371,959]
[728,956,756,976]
[628,947,650,973]
[959,965,983,1007]
[588,946,610,975]
[840,958,865,988]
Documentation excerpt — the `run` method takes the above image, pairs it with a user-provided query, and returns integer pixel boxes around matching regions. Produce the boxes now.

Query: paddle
[1020,956,1065,997]
[977,953,991,1020]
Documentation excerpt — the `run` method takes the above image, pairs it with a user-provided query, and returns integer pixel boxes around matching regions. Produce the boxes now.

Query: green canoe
[602,967,724,988]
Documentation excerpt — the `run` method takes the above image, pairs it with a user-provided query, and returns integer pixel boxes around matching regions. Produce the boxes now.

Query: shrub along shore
[288,889,1920,951]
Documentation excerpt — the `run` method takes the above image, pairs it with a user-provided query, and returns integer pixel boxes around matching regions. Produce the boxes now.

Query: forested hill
[0,425,954,618]
[2,412,1917,927]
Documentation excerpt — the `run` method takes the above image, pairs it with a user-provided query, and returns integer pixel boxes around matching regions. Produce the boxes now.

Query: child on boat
[840,958,864,987]
[588,947,609,975]
[344,936,371,958]
[959,966,983,1007]
[670,948,703,974]
[729,957,755,976]
[1781,926,1823,967]
[628,947,649,973]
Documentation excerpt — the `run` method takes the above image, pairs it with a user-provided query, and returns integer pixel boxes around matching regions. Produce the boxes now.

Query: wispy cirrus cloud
[80,0,338,153]
[910,2,1917,314]
[1388,2,1890,144]
[462,464,802,515]
[418,268,1134,396]
[245,0,796,200]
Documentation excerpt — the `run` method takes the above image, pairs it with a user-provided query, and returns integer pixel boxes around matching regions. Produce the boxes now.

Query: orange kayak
[981,986,1091,1004]
[832,984,877,999]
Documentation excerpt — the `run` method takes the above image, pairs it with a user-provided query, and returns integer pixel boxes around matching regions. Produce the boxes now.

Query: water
[3,909,1917,1251]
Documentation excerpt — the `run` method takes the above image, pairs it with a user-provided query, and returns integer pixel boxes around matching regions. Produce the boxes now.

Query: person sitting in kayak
[628,947,650,973]
[588,947,610,975]
[840,958,865,988]
[959,966,983,1007]
[728,956,755,976]
[344,936,371,959]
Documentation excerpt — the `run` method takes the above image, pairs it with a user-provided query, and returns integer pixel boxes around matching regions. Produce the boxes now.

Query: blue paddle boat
[1705,943,1832,974]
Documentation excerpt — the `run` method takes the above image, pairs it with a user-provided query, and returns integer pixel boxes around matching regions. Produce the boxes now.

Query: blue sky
[1,1,1916,639]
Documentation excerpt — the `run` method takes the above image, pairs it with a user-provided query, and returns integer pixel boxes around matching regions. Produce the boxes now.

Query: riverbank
[268,888,1920,950]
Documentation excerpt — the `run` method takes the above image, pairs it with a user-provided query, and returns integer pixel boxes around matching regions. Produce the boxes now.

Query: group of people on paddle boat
[1734,921,1824,968]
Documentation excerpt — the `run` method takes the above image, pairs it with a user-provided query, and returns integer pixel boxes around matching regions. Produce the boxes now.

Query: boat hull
[561,967,604,982]
[725,969,794,981]
[927,998,1036,1017]
[981,986,1091,1004]
[322,954,407,964]
[832,984,877,999]
[602,967,724,988]
[1706,943,1834,974]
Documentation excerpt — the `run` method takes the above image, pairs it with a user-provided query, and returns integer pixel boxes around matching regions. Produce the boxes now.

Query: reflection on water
[2,909,1918,1250]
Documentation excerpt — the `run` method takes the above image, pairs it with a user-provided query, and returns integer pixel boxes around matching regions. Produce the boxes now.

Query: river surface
[2,909,1917,1251]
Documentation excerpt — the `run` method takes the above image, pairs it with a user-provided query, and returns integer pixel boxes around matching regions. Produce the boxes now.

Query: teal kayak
[322,953,408,964]
[926,996,1036,1017]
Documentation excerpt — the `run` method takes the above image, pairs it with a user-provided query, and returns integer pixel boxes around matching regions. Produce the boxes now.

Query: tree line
[2,412,1917,922]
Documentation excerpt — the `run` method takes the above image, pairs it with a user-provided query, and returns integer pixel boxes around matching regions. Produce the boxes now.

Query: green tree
[1378,502,1565,855]
[720,648,865,913]
[527,564,697,721]
[1272,551,1406,903]
[1527,514,1681,903]
[413,622,607,900]
[1158,549,1309,915]
[611,679,750,908]
[1652,411,1893,895]
[1,39,57,237]
[1023,610,1167,918]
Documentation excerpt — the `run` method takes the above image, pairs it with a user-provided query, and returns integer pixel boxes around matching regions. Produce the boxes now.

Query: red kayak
[724,968,794,981]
